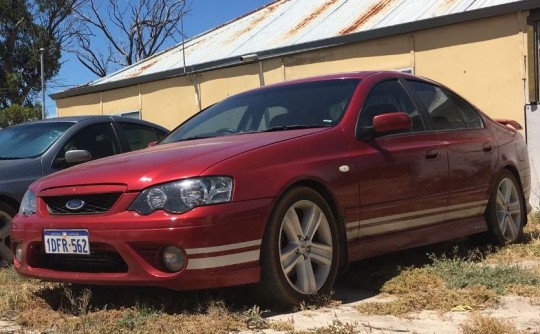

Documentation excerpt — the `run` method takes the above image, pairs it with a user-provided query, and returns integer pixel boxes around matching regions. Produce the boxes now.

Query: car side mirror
[356,112,412,140]
[372,112,412,133]
[65,150,92,165]
[147,140,158,148]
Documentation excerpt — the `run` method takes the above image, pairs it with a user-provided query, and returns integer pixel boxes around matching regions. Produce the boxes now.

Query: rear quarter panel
[487,117,531,209]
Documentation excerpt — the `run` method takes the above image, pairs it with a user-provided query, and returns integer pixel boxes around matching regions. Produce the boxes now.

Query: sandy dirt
[1,287,539,333]
[250,287,540,333]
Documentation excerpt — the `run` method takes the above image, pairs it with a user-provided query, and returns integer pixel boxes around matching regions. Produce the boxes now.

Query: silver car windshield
[0,122,74,159]
[161,79,360,143]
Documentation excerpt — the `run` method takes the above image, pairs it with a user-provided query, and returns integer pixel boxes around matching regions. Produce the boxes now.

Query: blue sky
[45,0,273,117]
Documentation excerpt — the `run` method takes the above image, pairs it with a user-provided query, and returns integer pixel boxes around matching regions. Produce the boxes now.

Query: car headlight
[129,177,233,215]
[19,190,37,216]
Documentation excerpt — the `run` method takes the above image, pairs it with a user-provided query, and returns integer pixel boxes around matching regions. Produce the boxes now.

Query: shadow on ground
[32,235,498,316]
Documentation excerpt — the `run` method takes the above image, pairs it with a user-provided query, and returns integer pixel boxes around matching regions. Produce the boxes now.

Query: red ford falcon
[12,71,531,305]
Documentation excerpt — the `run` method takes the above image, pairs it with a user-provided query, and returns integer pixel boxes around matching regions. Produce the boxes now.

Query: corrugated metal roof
[58,0,532,94]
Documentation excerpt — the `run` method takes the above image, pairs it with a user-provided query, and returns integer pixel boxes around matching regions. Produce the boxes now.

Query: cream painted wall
[198,64,260,109]
[55,12,528,132]
[283,34,411,80]
[139,76,198,130]
[56,93,102,116]
[101,85,140,115]
[414,13,525,126]
[261,58,285,85]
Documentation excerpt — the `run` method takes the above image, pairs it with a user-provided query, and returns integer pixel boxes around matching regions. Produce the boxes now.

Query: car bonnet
[31,129,326,193]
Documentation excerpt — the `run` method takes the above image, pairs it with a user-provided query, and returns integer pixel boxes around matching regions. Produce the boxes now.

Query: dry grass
[486,213,540,263]
[355,212,540,316]
[460,313,526,334]
[0,267,60,319]
[304,319,357,334]
[356,268,499,315]
[2,213,539,332]
[17,301,253,334]
[0,268,294,334]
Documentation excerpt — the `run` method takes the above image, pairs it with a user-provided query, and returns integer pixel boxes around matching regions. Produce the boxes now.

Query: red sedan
[12,71,531,305]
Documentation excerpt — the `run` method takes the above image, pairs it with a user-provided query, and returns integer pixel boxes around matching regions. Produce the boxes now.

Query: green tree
[0,104,41,128]
[0,0,82,110]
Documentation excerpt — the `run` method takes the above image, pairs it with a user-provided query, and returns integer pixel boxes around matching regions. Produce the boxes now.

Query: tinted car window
[180,106,249,140]
[161,79,360,144]
[407,81,466,130]
[61,123,120,160]
[118,123,165,151]
[0,122,73,159]
[447,91,484,129]
[359,80,424,132]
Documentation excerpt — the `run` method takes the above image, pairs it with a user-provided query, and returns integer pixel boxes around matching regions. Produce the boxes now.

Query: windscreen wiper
[263,124,329,132]
[179,135,216,142]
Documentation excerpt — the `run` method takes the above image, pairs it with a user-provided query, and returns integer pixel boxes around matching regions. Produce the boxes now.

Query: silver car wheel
[279,200,333,294]
[495,177,522,242]
[0,210,12,267]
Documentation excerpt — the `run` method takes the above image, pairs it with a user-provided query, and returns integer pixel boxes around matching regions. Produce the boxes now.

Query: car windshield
[0,122,74,159]
[161,79,360,144]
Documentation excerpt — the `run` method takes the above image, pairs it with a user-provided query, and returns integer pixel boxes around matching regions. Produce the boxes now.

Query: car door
[405,80,496,220]
[348,79,449,240]
[45,122,121,174]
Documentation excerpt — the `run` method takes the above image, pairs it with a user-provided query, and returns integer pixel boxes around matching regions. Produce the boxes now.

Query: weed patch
[429,256,540,294]
[0,267,59,318]
[460,313,525,334]
[487,214,540,263]
[356,267,498,315]
[356,250,540,316]
[299,318,357,334]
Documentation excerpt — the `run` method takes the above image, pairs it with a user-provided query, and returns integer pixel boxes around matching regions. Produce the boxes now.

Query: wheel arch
[486,164,528,228]
[502,164,528,226]
[487,164,522,197]
[282,180,349,271]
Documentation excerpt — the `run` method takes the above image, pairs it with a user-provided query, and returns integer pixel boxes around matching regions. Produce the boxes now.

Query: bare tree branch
[71,0,191,78]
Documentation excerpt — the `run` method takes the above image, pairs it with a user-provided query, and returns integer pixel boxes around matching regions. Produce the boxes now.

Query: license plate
[44,229,90,255]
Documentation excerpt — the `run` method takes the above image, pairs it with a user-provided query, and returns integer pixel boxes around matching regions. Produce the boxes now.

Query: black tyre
[259,187,339,305]
[485,171,526,246]
[0,202,16,267]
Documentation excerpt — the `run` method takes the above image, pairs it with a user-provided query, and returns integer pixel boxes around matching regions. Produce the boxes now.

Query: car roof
[4,115,168,132]
[235,70,427,95]
[264,71,378,87]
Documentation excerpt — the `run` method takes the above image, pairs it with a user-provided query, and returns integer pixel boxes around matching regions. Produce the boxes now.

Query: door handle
[425,149,439,160]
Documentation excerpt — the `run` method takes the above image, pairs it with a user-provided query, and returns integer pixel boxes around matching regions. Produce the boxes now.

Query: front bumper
[11,198,272,290]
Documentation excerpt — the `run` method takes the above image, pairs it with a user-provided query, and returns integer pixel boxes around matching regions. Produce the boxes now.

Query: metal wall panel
[85,0,524,87]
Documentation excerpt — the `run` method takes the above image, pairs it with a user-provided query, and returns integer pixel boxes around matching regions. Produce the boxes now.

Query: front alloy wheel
[279,200,334,294]
[259,187,339,305]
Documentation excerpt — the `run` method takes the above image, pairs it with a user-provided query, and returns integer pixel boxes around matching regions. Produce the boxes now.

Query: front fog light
[161,245,185,272]
[15,243,23,262]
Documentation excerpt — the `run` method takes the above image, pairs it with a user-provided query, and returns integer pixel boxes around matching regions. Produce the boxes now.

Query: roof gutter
[51,0,539,100]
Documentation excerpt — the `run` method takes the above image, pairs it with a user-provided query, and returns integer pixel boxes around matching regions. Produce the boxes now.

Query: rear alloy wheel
[259,187,339,305]
[486,171,526,245]
[0,203,15,267]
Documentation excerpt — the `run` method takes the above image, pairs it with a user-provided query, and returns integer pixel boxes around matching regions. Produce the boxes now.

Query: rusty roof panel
[89,0,525,86]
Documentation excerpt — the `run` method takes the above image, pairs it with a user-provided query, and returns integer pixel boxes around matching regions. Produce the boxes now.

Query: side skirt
[347,216,488,262]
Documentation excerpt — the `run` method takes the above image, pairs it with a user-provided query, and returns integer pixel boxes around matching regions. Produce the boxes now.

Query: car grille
[30,243,128,273]
[44,193,122,215]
